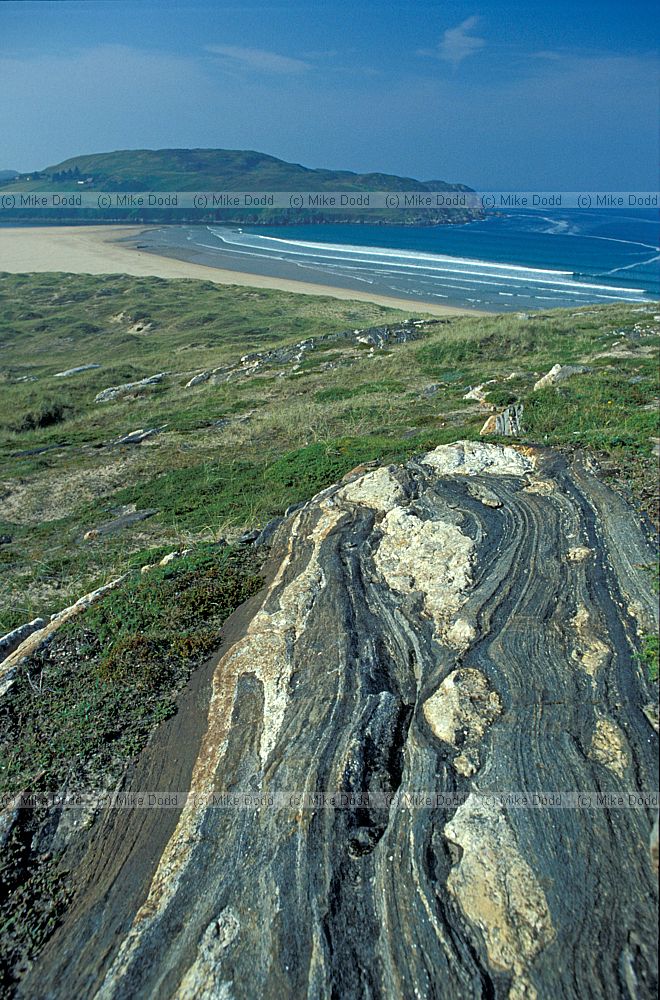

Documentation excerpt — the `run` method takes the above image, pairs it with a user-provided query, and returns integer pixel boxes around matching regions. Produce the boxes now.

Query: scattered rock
[53,364,101,378]
[95,373,166,403]
[9,444,69,458]
[463,380,497,404]
[159,549,192,566]
[533,363,591,392]
[0,534,12,545]
[187,322,431,387]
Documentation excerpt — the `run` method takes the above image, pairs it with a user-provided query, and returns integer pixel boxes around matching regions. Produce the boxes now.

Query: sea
[134,208,659,312]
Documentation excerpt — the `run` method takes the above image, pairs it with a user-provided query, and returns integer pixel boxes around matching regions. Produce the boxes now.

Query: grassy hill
[33,148,472,193]
[0,147,480,224]
[0,272,657,638]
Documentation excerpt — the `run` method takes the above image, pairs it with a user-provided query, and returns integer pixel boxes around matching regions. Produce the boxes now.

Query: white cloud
[437,16,485,66]
[206,44,310,74]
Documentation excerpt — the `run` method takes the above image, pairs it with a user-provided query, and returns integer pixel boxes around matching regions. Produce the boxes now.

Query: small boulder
[533,363,590,392]
[463,380,497,405]
[159,549,192,567]
[185,371,212,388]
[83,509,158,540]
[95,373,165,403]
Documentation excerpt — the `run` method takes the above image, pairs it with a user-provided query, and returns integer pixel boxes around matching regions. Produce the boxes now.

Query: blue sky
[1,0,658,187]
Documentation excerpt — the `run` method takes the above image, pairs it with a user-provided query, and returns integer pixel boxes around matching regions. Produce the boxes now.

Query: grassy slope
[0,275,657,977]
[22,148,469,192]
[0,272,657,636]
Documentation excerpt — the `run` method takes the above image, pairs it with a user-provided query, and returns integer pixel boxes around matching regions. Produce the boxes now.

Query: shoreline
[0,225,489,316]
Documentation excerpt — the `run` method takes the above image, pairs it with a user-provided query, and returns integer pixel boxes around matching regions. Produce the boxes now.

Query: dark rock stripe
[22,443,659,1000]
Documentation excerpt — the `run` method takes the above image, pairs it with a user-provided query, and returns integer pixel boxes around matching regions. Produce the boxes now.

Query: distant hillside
[0,148,480,225]
[0,169,19,181]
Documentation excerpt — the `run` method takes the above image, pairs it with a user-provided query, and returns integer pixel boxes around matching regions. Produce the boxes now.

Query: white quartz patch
[338,466,406,511]
[374,507,474,640]
[422,441,535,477]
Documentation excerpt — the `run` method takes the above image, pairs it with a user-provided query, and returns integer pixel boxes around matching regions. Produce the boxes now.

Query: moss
[98,634,174,689]
[638,634,659,682]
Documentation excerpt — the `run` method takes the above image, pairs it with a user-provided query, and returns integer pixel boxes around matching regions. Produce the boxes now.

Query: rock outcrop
[480,403,524,437]
[184,320,434,387]
[95,374,166,403]
[11,442,660,999]
[54,364,101,378]
[112,428,161,446]
[0,618,46,661]
[533,364,591,392]
[0,578,126,696]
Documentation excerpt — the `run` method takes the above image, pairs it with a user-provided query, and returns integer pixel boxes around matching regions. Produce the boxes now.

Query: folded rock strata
[17,442,659,1000]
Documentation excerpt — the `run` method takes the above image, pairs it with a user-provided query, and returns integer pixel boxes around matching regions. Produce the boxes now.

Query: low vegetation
[0,272,657,982]
[0,543,261,798]
[0,275,657,794]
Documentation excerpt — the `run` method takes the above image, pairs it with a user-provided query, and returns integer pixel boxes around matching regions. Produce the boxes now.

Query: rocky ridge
[9,440,657,1000]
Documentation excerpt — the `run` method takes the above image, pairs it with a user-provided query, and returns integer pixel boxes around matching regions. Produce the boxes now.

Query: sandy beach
[0,225,481,316]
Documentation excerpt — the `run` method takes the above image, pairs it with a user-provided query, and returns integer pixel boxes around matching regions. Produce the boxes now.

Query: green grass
[0,274,657,640]
[637,634,659,682]
[523,361,659,450]
[0,274,657,978]
[0,544,262,798]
